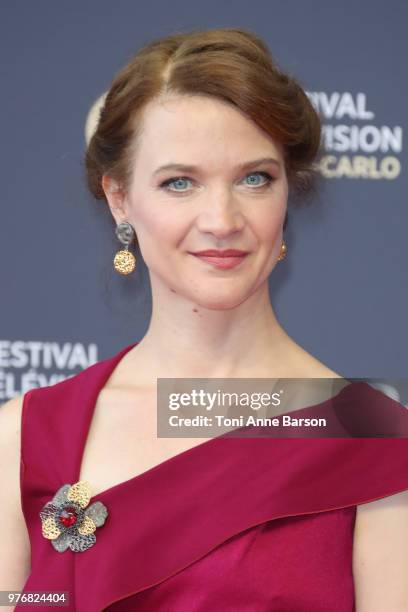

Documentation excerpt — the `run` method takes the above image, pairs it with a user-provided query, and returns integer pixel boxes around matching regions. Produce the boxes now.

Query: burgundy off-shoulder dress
[16,342,408,611]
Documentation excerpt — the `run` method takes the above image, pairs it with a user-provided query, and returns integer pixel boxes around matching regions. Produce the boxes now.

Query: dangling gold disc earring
[113,221,136,275]
[277,240,287,261]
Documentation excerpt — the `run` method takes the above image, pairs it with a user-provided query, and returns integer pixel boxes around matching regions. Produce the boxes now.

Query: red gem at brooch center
[59,506,78,527]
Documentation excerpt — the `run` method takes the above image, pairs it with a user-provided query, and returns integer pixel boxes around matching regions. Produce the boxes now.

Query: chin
[189,292,249,311]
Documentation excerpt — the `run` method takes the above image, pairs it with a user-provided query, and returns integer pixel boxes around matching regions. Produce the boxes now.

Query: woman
[1,27,407,611]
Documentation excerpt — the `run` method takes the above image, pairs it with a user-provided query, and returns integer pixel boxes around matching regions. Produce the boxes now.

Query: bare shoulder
[0,395,31,595]
[0,395,26,471]
[353,490,408,610]
[0,393,29,489]
[286,340,344,378]
[303,360,343,378]
[0,395,25,513]
[0,394,25,440]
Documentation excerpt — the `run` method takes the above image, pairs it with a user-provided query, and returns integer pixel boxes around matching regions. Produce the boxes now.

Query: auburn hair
[85,27,321,203]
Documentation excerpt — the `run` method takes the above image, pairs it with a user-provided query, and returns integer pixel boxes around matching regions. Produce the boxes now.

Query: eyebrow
[152,157,281,176]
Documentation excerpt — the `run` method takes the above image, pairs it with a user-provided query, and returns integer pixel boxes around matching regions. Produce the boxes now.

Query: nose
[196,189,245,239]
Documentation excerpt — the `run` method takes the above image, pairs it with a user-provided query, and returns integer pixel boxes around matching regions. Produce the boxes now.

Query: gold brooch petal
[67,480,92,508]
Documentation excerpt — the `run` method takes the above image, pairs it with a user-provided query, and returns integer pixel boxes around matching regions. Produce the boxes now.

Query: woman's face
[105,94,288,309]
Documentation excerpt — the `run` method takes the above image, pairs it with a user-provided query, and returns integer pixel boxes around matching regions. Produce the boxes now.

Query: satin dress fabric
[17,342,408,611]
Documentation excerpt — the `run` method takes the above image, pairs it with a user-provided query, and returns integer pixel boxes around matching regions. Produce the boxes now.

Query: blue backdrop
[1,0,407,403]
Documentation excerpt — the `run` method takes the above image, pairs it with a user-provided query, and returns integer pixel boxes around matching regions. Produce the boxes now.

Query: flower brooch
[39,480,108,553]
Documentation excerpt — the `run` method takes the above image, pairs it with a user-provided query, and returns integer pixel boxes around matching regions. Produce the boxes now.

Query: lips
[191,249,248,257]
[190,250,249,270]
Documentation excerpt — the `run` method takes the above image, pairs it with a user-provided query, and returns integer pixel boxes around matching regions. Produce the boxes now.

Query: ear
[102,174,129,225]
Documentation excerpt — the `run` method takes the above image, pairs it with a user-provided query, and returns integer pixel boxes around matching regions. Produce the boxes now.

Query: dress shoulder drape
[16,343,408,611]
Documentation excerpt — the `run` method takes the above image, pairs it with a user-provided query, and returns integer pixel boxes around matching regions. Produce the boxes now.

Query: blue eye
[160,177,193,192]
[159,171,275,193]
[244,171,274,187]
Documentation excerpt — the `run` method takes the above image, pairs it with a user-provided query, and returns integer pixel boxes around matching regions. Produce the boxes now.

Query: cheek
[252,207,285,246]
[129,207,185,264]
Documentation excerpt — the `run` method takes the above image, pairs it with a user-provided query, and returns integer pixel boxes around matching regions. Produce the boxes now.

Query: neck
[131,279,296,380]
